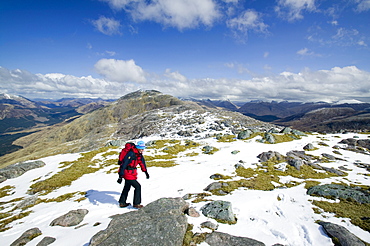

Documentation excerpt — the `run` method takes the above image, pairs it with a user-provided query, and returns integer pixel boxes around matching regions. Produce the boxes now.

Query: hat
[136,141,146,149]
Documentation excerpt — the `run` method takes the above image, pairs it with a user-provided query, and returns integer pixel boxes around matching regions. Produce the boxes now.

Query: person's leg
[118,180,132,205]
[131,180,142,206]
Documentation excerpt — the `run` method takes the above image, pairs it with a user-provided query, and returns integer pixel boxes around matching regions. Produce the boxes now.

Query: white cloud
[264,52,269,58]
[101,0,220,30]
[1,66,370,103]
[296,47,321,57]
[91,16,122,36]
[275,0,316,21]
[226,9,268,41]
[354,0,370,12]
[94,59,146,83]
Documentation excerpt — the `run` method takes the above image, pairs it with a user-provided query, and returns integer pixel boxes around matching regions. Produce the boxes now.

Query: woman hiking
[117,140,149,208]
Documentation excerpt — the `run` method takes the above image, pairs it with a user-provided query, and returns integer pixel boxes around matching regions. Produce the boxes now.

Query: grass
[313,200,370,232]
[28,147,113,195]
[0,185,14,198]
[0,211,32,232]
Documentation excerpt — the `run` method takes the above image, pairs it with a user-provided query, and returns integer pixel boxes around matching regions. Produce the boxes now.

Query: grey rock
[202,146,214,154]
[50,209,89,227]
[201,200,236,223]
[0,175,6,183]
[257,151,285,162]
[210,174,223,179]
[322,153,336,160]
[16,195,38,209]
[287,158,303,170]
[303,143,315,151]
[105,139,126,147]
[186,207,200,217]
[319,221,365,246]
[205,231,265,246]
[201,221,218,230]
[237,129,253,139]
[321,167,345,176]
[36,236,56,246]
[10,227,42,246]
[89,197,189,246]
[0,160,45,181]
[204,182,222,191]
[286,150,312,161]
[280,127,292,134]
[264,133,275,144]
[291,129,306,136]
[307,184,370,203]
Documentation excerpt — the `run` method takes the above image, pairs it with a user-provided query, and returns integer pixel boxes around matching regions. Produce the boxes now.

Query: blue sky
[1,0,370,103]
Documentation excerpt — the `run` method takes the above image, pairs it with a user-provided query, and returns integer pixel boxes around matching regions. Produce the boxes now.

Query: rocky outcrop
[201,200,236,224]
[205,231,265,246]
[318,221,366,246]
[10,227,42,246]
[0,160,45,183]
[50,209,89,227]
[15,195,38,209]
[257,151,285,162]
[307,184,370,203]
[89,197,189,246]
[36,236,56,246]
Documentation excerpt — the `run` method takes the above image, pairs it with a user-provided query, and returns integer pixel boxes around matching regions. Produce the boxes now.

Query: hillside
[0,90,274,168]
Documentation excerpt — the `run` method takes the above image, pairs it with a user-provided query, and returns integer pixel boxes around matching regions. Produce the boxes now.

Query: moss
[312,200,370,232]
[318,142,330,147]
[304,181,321,189]
[0,185,14,198]
[211,173,232,180]
[271,133,297,143]
[182,224,208,246]
[28,147,110,195]
[185,152,199,157]
[146,160,177,168]
[0,211,32,232]
[216,134,236,143]
[332,150,342,155]
[192,193,212,203]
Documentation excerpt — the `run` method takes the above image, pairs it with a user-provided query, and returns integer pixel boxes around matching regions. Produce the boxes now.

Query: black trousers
[119,179,141,205]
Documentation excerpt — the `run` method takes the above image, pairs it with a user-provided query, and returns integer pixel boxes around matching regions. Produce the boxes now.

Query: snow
[1,133,370,246]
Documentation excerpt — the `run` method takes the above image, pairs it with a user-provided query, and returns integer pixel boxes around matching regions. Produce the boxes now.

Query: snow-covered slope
[1,133,370,246]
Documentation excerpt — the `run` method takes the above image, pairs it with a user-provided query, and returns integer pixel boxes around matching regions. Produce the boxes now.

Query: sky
[1,132,370,246]
[0,0,370,103]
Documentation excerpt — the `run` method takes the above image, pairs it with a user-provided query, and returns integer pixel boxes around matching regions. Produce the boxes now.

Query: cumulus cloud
[91,16,122,35]
[275,0,316,21]
[226,9,268,41]
[94,59,146,83]
[1,65,369,103]
[100,0,220,30]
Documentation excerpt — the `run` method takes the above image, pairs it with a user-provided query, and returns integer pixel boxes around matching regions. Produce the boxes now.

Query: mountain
[181,98,239,111]
[237,101,370,132]
[0,90,274,168]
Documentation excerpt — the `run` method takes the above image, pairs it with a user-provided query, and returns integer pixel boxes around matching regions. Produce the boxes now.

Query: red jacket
[119,148,147,180]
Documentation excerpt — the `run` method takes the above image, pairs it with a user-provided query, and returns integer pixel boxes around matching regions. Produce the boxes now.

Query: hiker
[117,141,150,208]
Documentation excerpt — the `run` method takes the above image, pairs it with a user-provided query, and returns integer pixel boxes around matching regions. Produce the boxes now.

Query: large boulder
[0,160,45,182]
[257,151,284,162]
[10,227,42,246]
[201,200,236,224]
[89,197,189,246]
[50,209,89,227]
[307,184,370,203]
[205,231,265,246]
[318,221,365,246]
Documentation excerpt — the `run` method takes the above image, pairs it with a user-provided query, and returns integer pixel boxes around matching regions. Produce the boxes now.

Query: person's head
[136,141,146,153]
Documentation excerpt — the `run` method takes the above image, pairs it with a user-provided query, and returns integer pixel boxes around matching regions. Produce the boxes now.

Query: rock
[105,139,126,147]
[287,158,303,170]
[15,195,38,209]
[0,160,45,181]
[264,133,275,144]
[291,129,306,136]
[210,174,223,179]
[201,221,218,231]
[89,197,189,246]
[303,143,315,151]
[322,153,336,160]
[36,236,56,246]
[286,150,312,161]
[321,167,345,176]
[205,231,265,246]
[10,227,42,246]
[307,184,370,203]
[231,150,240,155]
[318,221,365,246]
[204,182,222,191]
[186,207,200,217]
[50,209,89,227]
[257,151,284,162]
[280,127,292,134]
[237,130,252,139]
[202,146,214,154]
[201,200,236,223]
[0,175,6,183]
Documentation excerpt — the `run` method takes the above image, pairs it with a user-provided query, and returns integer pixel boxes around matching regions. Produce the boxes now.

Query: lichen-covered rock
[10,227,42,246]
[318,221,365,246]
[0,160,45,182]
[307,184,370,203]
[89,197,189,246]
[201,200,236,223]
[204,182,222,191]
[287,158,304,170]
[205,231,265,246]
[15,195,38,209]
[303,143,315,150]
[50,209,88,227]
[257,151,284,162]
[36,236,56,246]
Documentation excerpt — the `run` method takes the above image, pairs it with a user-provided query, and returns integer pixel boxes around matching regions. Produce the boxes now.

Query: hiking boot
[119,203,131,208]
[133,204,144,209]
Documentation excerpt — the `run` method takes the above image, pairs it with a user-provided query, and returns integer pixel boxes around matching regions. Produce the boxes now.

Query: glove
[117,178,122,184]
[145,171,150,179]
